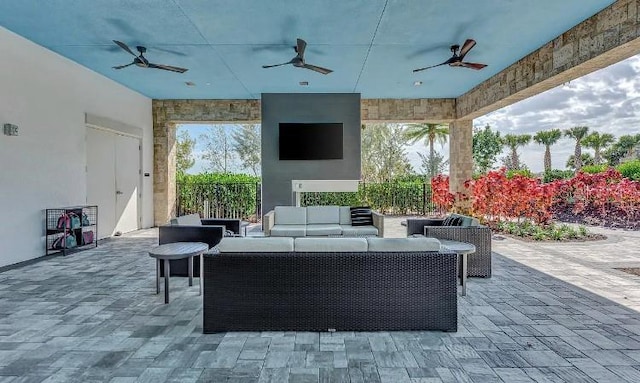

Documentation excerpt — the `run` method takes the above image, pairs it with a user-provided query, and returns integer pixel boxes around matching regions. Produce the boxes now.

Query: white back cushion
[274,206,307,225]
[306,206,340,224]
[217,237,294,252]
[367,237,441,252]
[339,206,352,225]
[174,213,202,226]
[295,237,368,252]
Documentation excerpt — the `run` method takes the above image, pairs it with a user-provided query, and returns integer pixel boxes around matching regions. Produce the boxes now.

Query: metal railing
[176,182,261,222]
[176,181,436,221]
[301,182,436,216]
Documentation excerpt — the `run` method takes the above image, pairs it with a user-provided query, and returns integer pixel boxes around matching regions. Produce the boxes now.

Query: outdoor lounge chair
[407,214,492,278]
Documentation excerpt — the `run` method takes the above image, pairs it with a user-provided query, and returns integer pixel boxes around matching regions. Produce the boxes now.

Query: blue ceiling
[0,0,616,99]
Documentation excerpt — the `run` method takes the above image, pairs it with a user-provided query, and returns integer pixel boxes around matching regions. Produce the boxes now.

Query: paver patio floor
[1,220,640,382]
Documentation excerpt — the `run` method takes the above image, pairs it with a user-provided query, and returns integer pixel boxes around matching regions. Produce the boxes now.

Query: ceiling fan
[413,39,487,72]
[262,38,333,75]
[112,40,188,73]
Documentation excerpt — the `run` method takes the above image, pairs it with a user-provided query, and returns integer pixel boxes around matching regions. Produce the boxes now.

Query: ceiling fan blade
[113,40,137,57]
[458,39,476,60]
[147,63,189,73]
[460,62,487,70]
[262,61,293,69]
[296,38,307,58]
[302,63,332,74]
[412,61,448,73]
[112,62,135,70]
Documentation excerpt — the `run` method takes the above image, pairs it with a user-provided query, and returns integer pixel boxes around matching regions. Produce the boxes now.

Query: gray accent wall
[261,93,361,214]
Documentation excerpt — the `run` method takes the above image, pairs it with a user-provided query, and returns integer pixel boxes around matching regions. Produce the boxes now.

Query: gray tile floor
[1,221,640,382]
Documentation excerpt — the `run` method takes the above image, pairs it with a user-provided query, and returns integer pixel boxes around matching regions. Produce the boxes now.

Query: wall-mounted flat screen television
[279,123,343,160]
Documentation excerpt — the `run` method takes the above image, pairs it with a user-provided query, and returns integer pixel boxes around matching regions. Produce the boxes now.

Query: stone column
[449,120,473,212]
[153,119,176,226]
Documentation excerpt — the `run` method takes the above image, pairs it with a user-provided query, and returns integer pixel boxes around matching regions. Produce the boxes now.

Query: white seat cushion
[305,224,342,236]
[339,206,352,225]
[270,224,307,237]
[173,213,202,226]
[217,237,294,252]
[274,206,307,225]
[340,225,378,237]
[295,237,368,252]
[367,237,441,252]
[306,206,340,224]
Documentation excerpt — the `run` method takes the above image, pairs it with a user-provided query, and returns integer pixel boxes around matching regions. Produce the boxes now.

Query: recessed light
[299,81,309,86]
[414,81,423,86]
[206,82,211,86]
[185,81,196,87]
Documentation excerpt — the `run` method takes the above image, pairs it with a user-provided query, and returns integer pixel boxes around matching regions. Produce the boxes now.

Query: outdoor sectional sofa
[406,213,492,278]
[263,205,384,237]
[203,236,457,333]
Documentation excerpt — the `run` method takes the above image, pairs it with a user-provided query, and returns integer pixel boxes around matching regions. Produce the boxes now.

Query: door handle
[116,191,124,195]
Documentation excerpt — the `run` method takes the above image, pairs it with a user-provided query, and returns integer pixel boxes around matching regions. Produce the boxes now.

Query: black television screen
[279,123,343,160]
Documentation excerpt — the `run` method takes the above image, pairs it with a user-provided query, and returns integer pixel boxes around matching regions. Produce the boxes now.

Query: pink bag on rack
[56,213,71,230]
[82,231,94,245]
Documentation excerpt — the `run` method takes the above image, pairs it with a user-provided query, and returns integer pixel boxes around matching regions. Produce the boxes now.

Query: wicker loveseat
[203,237,457,333]
[406,214,492,278]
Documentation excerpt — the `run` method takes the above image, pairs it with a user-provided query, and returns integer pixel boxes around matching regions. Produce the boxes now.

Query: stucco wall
[0,26,152,267]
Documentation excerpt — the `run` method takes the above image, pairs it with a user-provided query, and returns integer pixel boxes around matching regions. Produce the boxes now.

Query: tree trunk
[544,145,551,172]
[594,147,601,165]
[510,148,519,170]
[429,138,435,179]
[574,142,582,170]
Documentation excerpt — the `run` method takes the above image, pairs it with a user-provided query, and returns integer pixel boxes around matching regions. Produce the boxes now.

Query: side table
[148,242,209,303]
[438,239,476,296]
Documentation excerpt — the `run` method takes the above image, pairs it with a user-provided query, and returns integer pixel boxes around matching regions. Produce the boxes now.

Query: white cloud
[474,54,640,173]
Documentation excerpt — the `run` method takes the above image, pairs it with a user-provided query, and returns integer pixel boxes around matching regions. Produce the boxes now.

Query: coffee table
[438,239,476,296]
[148,242,209,303]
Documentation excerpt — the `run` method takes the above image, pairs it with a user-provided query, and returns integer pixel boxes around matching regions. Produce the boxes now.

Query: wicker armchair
[406,218,492,278]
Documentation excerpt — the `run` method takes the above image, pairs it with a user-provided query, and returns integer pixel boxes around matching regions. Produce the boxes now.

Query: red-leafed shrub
[466,169,556,225]
[431,168,640,229]
[431,174,454,213]
[551,168,640,228]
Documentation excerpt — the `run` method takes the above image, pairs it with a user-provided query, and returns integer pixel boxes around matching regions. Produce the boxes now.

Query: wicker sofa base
[203,251,457,333]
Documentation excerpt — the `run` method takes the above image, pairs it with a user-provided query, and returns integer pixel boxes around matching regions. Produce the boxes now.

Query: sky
[181,54,640,175]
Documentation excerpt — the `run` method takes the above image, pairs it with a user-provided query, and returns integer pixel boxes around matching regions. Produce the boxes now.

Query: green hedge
[543,169,574,183]
[301,181,434,215]
[581,164,608,174]
[177,173,260,220]
[178,173,436,219]
[617,159,640,181]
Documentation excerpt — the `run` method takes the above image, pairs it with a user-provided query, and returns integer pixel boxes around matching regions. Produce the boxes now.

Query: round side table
[439,239,476,296]
[148,242,209,303]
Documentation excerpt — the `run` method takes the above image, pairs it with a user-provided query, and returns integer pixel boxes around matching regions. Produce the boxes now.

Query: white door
[86,128,140,238]
[114,134,140,234]
[86,128,117,239]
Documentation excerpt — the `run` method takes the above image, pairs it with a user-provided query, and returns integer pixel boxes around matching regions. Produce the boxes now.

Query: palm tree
[502,134,532,170]
[533,129,562,172]
[564,126,589,170]
[582,131,615,165]
[404,123,449,178]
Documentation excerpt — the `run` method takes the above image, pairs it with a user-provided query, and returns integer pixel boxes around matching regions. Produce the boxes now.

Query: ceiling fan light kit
[413,39,487,73]
[262,38,333,75]
[112,40,189,73]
